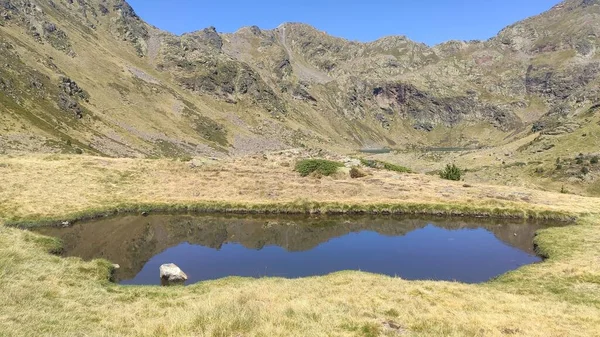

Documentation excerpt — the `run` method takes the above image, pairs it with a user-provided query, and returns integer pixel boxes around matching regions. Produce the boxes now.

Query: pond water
[423,147,477,152]
[36,214,557,285]
[359,148,392,154]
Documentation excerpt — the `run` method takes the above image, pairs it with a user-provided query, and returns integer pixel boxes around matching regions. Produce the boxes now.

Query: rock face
[159,263,188,286]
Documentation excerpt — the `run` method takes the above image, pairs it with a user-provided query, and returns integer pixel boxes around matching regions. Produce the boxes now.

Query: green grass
[3,200,577,229]
[295,159,343,177]
[359,159,412,173]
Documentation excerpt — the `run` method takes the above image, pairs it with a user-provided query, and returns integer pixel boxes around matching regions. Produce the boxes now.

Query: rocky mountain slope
[0,0,599,158]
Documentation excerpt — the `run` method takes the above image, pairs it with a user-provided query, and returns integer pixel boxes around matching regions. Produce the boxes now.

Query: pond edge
[4,201,579,229]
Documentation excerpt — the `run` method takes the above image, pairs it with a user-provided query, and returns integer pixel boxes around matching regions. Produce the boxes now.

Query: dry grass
[1,154,600,336]
[1,154,599,223]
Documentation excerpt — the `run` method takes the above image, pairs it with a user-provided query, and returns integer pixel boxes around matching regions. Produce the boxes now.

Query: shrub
[359,159,411,173]
[581,167,590,175]
[74,148,83,155]
[350,167,367,179]
[440,163,463,181]
[591,156,599,164]
[295,159,343,177]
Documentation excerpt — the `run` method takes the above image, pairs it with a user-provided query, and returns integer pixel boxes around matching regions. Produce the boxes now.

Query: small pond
[36,214,558,285]
[423,147,478,152]
[359,148,393,154]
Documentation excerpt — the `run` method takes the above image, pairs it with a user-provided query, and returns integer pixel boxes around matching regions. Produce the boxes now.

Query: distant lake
[423,147,480,152]
[36,214,559,285]
[359,148,392,154]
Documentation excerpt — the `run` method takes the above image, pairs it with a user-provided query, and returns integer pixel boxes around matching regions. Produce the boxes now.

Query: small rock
[160,263,188,286]
[141,211,149,217]
[382,320,407,335]
[112,264,120,270]
[61,221,70,227]
[343,157,361,168]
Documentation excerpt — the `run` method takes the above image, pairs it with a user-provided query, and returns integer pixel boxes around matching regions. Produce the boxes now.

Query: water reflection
[37,214,556,285]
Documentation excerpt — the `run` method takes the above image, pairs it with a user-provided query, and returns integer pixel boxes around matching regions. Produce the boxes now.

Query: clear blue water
[37,215,552,285]
[121,225,539,285]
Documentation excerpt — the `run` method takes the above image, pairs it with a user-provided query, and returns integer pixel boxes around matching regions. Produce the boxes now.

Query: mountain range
[0,0,599,158]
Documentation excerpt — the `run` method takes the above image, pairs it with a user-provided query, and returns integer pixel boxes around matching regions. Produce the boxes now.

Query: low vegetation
[440,163,463,181]
[359,159,412,173]
[295,159,344,177]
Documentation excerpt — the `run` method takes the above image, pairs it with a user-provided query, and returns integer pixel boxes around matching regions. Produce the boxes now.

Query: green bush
[581,167,590,175]
[359,159,411,173]
[591,156,599,164]
[440,163,463,181]
[295,159,343,177]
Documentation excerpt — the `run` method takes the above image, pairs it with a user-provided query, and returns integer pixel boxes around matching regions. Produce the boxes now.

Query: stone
[343,157,361,168]
[159,263,188,286]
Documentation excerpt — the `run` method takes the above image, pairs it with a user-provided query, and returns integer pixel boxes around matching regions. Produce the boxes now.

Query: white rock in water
[159,263,188,286]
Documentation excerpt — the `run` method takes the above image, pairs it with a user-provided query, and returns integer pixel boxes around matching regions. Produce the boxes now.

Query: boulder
[159,263,188,286]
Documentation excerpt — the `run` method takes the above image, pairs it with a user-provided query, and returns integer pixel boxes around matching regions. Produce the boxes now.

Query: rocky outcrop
[525,63,600,100]
[183,27,223,51]
[59,77,88,101]
[366,82,520,131]
[57,77,88,118]
[177,59,286,113]
[58,93,83,118]
[42,21,71,52]
[113,0,148,56]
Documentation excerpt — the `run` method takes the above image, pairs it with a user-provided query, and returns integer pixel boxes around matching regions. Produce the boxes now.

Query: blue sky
[127,0,561,46]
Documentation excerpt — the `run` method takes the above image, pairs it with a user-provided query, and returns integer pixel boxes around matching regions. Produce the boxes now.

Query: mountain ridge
[0,0,599,163]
